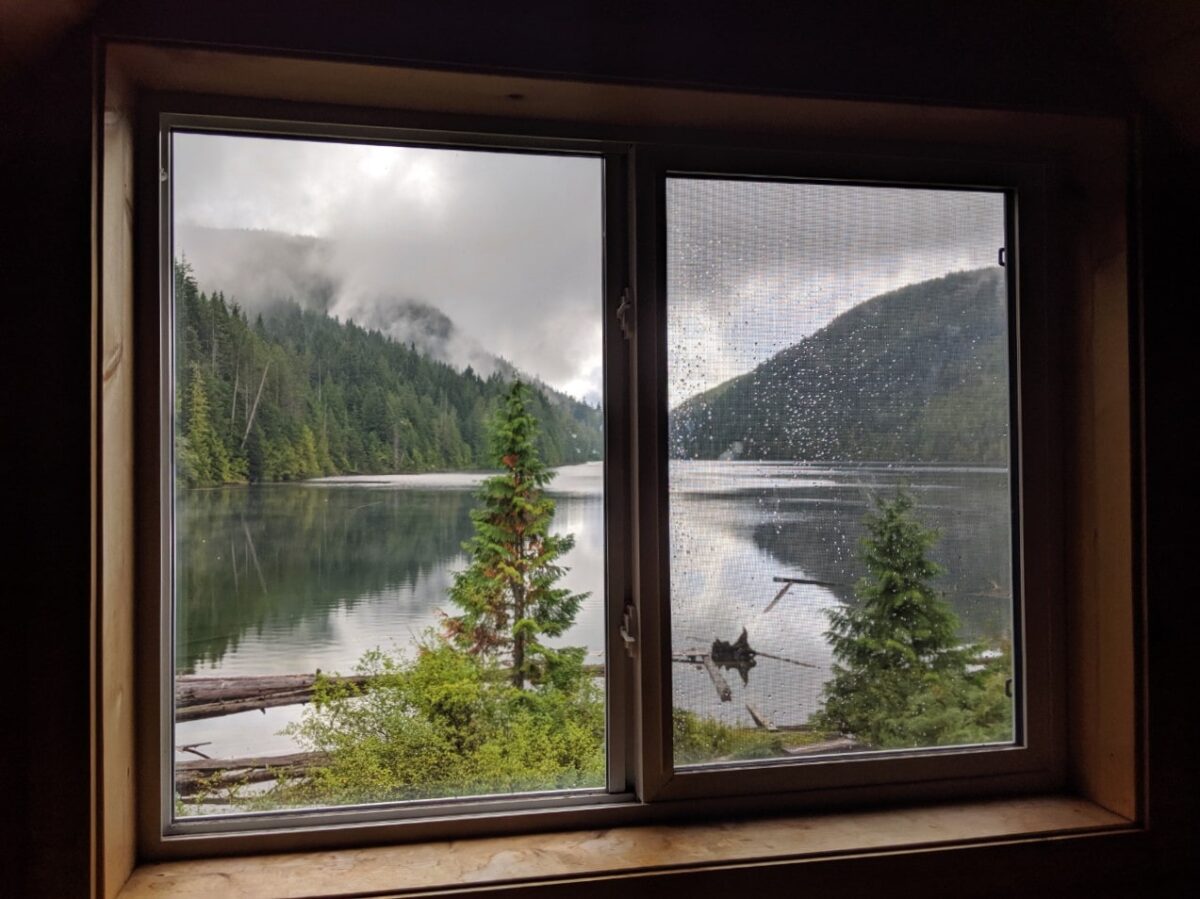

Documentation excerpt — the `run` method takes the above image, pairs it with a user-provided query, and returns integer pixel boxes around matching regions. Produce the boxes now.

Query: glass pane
[170,133,605,816]
[667,177,1015,767]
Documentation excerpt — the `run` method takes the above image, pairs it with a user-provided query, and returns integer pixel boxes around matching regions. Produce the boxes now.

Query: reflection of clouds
[195,483,605,679]
[312,461,604,495]
[670,490,837,729]
[544,494,606,657]
[668,460,1014,729]
[178,491,606,758]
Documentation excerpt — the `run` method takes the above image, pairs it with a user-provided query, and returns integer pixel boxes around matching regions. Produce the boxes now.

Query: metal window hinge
[619,600,638,658]
[616,287,634,341]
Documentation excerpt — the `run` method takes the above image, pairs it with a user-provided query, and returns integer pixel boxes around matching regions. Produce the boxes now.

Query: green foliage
[253,393,600,807]
[673,709,790,763]
[446,382,589,688]
[178,362,238,487]
[172,260,602,488]
[282,639,604,805]
[815,490,1012,748]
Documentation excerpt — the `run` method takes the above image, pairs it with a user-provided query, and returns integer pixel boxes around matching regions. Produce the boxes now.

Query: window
[159,120,627,832]
[664,177,1016,768]
[140,98,1066,850]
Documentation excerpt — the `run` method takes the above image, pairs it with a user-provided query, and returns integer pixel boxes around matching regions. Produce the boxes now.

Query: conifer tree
[179,363,233,486]
[816,490,973,746]
[447,381,588,688]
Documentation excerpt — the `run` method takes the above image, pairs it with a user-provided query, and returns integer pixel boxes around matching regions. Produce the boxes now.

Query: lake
[174,460,1013,759]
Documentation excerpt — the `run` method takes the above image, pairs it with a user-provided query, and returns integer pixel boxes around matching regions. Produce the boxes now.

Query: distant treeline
[175,262,603,486]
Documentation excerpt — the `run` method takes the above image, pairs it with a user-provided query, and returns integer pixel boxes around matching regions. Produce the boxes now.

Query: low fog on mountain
[174,133,605,404]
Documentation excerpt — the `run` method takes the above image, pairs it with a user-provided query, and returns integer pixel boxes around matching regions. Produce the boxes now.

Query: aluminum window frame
[136,94,1067,858]
[630,145,1062,803]
[142,105,638,847]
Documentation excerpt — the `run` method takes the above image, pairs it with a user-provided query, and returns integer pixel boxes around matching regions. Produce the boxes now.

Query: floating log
[763,581,794,614]
[175,751,329,796]
[175,673,371,721]
[753,649,819,669]
[701,655,733,702]
[783,737,861,755]
[771,576,848,588]
[746,702,777,732]
[766,575,849,612]
[176,665,607,722]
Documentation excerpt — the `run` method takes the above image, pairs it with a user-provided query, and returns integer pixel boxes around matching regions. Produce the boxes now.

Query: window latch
[616,287,634,340]
[619,600,638,657]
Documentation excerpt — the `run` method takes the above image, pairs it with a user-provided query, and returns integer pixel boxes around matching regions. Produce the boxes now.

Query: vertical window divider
[603,149,634,795]
[631,148,675,800]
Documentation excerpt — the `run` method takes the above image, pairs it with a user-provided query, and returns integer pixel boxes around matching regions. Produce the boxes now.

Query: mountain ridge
[174,262,603,486]
[669,268,1011,464]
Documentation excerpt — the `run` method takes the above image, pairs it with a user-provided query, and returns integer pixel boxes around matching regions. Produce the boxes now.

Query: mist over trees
[174,261,603,487]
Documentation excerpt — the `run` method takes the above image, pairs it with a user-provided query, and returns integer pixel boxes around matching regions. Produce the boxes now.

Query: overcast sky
[173,132,1005,407]
[174,132,605,403]
[667,178,1006,404]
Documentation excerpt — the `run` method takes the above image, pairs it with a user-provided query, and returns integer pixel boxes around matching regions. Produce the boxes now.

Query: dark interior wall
[2,1,1196,896]
[1137,110,1200,874]
[1,25,97,899]
[95,0,1136,111]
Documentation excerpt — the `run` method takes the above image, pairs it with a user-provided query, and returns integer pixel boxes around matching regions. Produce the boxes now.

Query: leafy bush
[281,638,604,805]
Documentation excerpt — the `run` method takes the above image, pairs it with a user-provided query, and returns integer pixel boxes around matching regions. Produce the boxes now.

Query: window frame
[142,104,640,845]
[630,145,1063,802]
[135,90,1069,858]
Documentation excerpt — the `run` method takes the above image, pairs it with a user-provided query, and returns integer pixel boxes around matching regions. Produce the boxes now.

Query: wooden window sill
[117,796,1132,898]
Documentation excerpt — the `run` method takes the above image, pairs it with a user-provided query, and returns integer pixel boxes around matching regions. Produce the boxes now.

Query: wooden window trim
[95,39,1140,895]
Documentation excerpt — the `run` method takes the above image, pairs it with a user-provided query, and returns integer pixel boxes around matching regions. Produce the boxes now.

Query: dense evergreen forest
[174,262,603,486]
[669,268,1011,464]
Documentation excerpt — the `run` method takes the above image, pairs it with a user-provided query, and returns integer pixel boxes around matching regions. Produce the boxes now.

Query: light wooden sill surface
[118,796,1130,898]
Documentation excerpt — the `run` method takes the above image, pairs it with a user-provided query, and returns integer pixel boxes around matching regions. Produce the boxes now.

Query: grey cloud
[172,132,1005,407]
[666,178,1006,402]
[174,133,603,400]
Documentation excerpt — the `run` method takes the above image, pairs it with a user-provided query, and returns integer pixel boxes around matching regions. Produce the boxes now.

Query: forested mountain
[176,225,535,378]
[174,262,602,486]
[669,268,1010,464]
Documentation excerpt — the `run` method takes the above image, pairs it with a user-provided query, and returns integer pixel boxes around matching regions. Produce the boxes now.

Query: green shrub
[280,638,604,805]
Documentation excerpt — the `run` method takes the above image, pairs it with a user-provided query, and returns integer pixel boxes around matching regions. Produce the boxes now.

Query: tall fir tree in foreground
[816,491,1009,748]
[447,381,588,688]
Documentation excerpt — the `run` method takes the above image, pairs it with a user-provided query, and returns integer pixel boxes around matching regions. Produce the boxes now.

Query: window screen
[666,177,1016,767]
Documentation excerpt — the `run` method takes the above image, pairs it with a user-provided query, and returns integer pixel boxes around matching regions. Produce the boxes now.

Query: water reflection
[175,467,607,675]
[175,461,1014,755]
[669,461,1014,731]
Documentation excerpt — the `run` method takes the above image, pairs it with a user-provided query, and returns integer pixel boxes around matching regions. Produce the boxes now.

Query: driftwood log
[175,673,372,721]
[175,665,605,722]
[783,737,861,755]
[175,751,329,796]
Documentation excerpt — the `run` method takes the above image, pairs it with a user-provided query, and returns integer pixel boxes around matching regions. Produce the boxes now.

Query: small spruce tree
[179,363,233,487]
[447,381,588,688]
[816,490,973,747]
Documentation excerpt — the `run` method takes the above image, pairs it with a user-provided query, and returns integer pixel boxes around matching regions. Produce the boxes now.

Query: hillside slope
[175,262,602,485]
[669,268,1011,464]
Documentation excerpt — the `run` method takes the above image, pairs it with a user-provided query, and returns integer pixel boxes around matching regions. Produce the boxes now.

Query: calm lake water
[174,460,1013,759]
